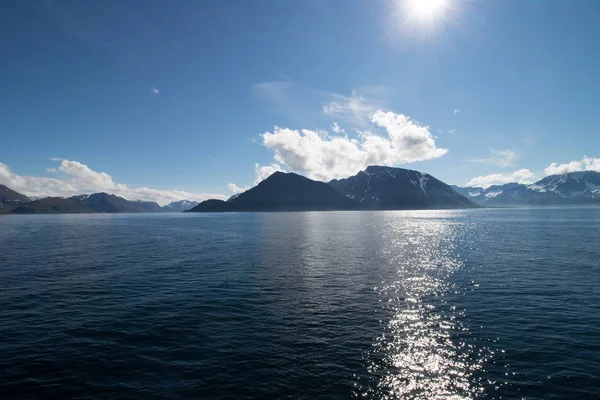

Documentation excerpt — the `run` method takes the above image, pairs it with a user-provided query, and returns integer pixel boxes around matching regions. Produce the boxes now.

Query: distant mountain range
[70,193,163,213]
[163,200,200,212]
[0,186,199,214]
[189,166,476,212]
[451,171,600,206]
[3,168,598,214]
[9,197,94,214]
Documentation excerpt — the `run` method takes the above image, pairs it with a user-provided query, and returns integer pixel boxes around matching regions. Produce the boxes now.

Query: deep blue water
[1,208,599,399]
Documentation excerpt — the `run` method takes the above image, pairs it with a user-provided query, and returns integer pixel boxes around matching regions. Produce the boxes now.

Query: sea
[1,208,599,399]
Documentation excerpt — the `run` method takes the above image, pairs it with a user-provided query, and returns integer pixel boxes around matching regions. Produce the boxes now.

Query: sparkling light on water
[360,213,488,399]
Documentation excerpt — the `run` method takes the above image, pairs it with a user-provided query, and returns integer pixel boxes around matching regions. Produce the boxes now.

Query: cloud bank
[259,110,447,182]
[467,169,537,188]
[466,156,600,188]
[0,159,226,205]
[544,156,600,175]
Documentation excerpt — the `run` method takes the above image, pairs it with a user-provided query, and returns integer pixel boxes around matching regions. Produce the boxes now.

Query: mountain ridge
[69,192,163,213]
[190,171,359,212]
[164,200,199,212]
[329,165,476,210]
[0,186,200,214]
[0,184,31,205]
[451,171,600,206]
[3,169,598,214]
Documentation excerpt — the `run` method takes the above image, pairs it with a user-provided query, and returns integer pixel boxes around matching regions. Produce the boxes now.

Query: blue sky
[1,0,599,203]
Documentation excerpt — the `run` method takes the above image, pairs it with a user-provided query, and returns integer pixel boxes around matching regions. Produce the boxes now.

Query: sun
[384,0,457,45]
[408,0,446,18]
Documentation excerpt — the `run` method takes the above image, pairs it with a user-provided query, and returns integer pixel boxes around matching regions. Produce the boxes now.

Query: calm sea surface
[1,208,599,399]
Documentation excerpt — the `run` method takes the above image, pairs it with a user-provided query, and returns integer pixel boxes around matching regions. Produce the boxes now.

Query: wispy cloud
[331,122,344,134]
[544,156,600,175]
[151,84,159,95]
[467,169,537,188]
[253,80,386,127]
[464,149,519,168]
[448,129,456,135]
[453,108,460,115]
[227,183,250,194]
[0,160,225,205]
[322,91,382,127]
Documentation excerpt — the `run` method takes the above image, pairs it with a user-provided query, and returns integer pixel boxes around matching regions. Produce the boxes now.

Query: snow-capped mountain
[0,184,31,205]
[329,166,476,209]
[528,171,600,198]
[164,200,199,212]
[451,171,600,206]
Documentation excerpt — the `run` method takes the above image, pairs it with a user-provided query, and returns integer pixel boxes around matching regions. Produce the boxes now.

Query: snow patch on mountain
[485,190,502,199]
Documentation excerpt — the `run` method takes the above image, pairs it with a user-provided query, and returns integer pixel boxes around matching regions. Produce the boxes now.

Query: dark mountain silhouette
[9,197,93,214]
[0,185,32,214]
[70,193,162,213]
[189,199,232,212]
[0,184,31,205]
[189,171,358,212]
[329,166,476,209]
[133,200,164,212]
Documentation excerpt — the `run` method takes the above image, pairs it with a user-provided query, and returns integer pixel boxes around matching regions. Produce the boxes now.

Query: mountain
[529,171,600,199]
[70,193,163,213]
[0,184,30,205]
[133,200,164,212]
[329,166,477,209]
[9,197,94,214]
[189,199,232,212]
[164,200,199,212]
[189,171,359,212]
[451,171,600,206]
[0,186,195,214]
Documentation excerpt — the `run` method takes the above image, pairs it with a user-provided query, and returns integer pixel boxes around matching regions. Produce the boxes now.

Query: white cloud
[254,163,284,185]
[453,108,460,115]
[46,168,57,173]
[0,160,225,205]
[544,161,582,175]
[544,156,600,176]
[260,110,448,182]
[331,122,344,134]
[227,183,249,194]
[465,149,518,168]
[151,84,159,94]
[583,156,600,171]
[448,129,456,134]
[467,169,537,188]
[226,163,284,193]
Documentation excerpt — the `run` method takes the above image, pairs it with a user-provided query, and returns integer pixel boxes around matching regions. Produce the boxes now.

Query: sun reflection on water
[359,212,488,399]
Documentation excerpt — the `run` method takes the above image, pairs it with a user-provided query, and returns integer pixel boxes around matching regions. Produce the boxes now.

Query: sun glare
[384,0,456,44]
[410,0,446,18]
